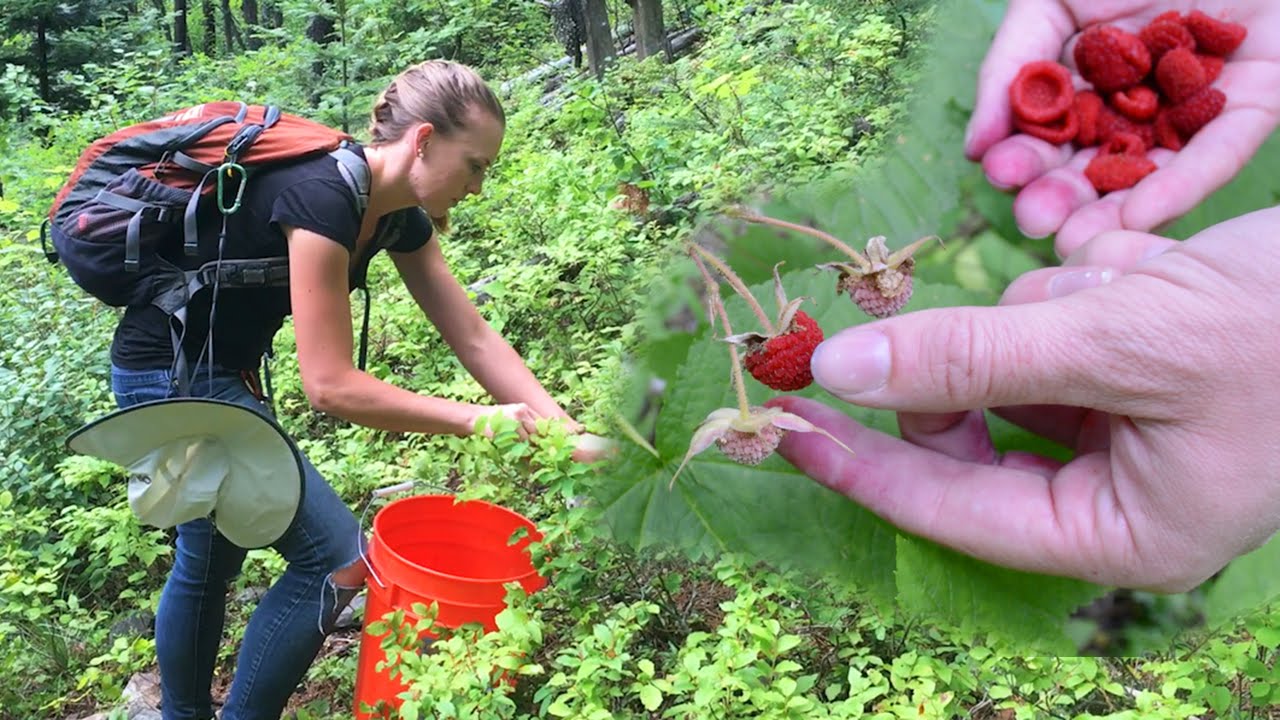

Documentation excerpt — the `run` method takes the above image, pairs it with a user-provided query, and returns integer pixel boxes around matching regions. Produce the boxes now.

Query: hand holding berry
[773,207,1280,592]
[965,1,1280,257]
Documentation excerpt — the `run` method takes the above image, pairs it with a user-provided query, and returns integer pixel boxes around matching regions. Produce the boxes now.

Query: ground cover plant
[6,0,1280,719]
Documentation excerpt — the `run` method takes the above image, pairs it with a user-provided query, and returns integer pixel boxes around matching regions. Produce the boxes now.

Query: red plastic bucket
[352,494,546,719]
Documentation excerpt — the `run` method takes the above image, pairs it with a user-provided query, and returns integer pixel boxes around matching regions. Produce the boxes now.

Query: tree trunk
[633,0,668,61]
[242,0,260,49]
[307,13,336,105]
[201,0,215,55]
[581,0,614,80]
[221,0,241,53]
[35,16,50,102]
[173,0,190,57]
[265,1,283,30]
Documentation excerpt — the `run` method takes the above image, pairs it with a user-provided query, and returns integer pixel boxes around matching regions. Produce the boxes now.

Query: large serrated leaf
[1204,533,1280,627]
[895,535,1098,654]
[603,264,1104,647]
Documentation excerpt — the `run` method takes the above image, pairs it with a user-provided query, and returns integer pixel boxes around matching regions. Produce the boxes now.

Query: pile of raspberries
[1007,10,1246,193]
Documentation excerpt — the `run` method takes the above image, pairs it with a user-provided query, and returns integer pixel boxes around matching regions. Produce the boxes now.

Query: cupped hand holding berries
[966,0,1280,257]
[772,206,1280,592]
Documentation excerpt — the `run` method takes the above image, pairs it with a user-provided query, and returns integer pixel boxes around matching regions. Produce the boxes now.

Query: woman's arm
[390,238,576,426]
[286,224,505,436]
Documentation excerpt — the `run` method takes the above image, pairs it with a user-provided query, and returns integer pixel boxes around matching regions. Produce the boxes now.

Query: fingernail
[811,330,891,397]
[1048,268,1113,298]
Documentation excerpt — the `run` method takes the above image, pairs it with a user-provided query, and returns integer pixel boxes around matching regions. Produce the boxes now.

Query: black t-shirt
[111,146,432,371]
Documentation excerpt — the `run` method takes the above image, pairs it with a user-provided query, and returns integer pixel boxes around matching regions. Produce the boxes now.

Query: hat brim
[67,398,305,549]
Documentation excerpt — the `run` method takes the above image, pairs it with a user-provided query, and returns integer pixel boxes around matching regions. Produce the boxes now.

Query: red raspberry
[1009,60,1074,123]
[1074,25,1152,93]
[1014,107,1079,145]
[1184,10,1247,57]
[1102,131,1147,157]
[1097,105,1155,150]
[1155,47,1208,104]
[715,422,784,466]
[1085,154,1157,193]
[1074,90,1105,146]
[1167,86,1226,137]
[1154,110,1184,151]
[742,311,823,391]
[1139,17,1195,61]
[1198,53,1225,83]
[1110,85,1159,121]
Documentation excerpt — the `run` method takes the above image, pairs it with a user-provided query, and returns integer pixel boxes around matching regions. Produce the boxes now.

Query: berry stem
[688,243,776,335]
[729,207,869,266]
[690,250,753,420]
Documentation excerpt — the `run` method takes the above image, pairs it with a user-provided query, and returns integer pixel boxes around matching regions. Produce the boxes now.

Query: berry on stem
[726,264,824,392]
[726,207,937,320]
[670,249,856,487]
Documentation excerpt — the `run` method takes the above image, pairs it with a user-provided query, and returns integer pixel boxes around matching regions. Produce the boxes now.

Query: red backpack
[42,102,386,394]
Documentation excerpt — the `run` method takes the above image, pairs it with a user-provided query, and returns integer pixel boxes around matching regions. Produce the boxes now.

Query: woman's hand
[475,402,545,439]
[571,433,618,464]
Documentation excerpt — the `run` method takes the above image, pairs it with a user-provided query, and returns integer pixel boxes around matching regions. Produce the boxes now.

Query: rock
[122,671,162,709]
[109,610,155,642]
[234,586,267,604]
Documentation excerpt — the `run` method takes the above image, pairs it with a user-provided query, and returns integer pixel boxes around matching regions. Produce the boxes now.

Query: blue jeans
[111,366,366,720]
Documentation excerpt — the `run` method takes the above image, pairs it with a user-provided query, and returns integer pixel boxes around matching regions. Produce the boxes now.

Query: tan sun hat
[66,398,304,549]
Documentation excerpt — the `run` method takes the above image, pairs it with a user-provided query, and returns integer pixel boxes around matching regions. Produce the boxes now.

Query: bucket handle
[358,480,448,590]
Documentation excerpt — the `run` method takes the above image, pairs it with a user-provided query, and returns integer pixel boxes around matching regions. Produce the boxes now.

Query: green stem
[613,412,659,458]
[688,243,775,335]
[690,250,752,420]
[729,207,868,265]
[727,344,750,419]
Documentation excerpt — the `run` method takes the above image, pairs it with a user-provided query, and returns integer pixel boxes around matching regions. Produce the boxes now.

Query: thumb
[809,297,1132,414]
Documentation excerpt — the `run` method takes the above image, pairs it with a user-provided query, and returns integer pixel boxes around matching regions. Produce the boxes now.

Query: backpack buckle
[238,266,266,285]
[155,151,173,178]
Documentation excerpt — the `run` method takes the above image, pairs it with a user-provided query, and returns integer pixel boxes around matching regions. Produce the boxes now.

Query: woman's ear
[413,122,436,151]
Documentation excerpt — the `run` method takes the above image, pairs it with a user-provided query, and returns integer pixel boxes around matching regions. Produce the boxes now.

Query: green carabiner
[217,162,248,215]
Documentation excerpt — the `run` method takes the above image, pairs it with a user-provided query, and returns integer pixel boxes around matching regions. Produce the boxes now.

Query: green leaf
[1205,534,1280,626]
[1203,685,1233,715]
[639,684,663,711]
[895,535,1098,654]
[1163,131,1280,240]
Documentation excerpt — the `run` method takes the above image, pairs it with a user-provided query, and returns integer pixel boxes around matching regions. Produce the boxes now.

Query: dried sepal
[817,234,939,318]
[669,406,856,488]
[723,262,811,348]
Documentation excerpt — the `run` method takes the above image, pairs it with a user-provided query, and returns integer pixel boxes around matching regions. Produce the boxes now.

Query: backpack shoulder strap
[330,142,370,215]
